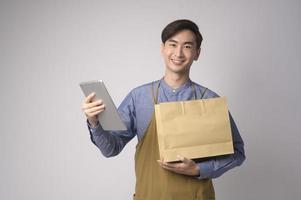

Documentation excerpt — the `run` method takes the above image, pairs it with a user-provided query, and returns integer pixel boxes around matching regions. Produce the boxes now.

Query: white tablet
[80,80,127,131]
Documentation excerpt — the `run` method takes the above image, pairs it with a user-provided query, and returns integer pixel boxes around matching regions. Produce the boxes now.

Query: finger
[161,163,185,174]
[158,161,177,171]
[82,101,104,110]
[159,161,181,169]
[157,161,192,175]
[84,92,96,103]
[86,104,105,113]
[85,105,105,114]
[177,155,191,165]
[85,107,105,117]
[86,106,105,113]
[86,109,103,118]
[157,160,172,168]
[89,110,103,117]
[161,165,176,171]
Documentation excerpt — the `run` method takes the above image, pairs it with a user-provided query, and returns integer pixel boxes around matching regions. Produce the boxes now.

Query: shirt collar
[160,78,193,95]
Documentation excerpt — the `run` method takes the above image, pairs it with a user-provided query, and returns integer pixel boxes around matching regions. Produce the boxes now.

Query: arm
[83,92,137,157]
[158,113,245,179]
[196,113,245,179]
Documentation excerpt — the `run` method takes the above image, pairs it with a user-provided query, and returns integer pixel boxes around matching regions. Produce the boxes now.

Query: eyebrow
[167,39,194,45]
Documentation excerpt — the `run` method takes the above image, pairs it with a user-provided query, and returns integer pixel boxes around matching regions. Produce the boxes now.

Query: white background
[1,0,300,199]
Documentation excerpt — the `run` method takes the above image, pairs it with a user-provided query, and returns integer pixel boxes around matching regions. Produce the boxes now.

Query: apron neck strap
[200,87,207,99]
[152,81,160,105]
[192,83,197,100]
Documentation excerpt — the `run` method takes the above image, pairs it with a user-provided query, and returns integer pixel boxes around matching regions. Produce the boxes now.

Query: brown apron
[133,82,215,200]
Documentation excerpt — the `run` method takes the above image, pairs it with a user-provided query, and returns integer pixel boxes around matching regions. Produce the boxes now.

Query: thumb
[177,155,191,164]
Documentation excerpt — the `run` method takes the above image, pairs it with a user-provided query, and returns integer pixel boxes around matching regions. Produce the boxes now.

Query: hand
[157,156,200,176]
[81,92,105,128]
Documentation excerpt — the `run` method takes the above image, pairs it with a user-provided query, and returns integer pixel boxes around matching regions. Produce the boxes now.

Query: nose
[174,46,184,58]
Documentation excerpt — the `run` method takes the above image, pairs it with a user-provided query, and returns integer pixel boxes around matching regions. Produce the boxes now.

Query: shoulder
[192,81,220,99]
[123,80,160,104]
[129,80,160,97]
[119,81,155,108]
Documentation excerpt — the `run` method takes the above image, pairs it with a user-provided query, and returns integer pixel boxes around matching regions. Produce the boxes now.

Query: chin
[167,65,190,74]
[168,68,189,75]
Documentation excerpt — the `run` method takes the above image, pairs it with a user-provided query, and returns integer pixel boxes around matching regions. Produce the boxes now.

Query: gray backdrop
[1,0,300,199]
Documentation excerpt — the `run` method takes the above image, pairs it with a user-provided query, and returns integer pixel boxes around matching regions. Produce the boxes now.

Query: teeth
[172,59,184,64]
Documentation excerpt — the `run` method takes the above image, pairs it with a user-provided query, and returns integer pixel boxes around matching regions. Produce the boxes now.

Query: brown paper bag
[154,97,234,162]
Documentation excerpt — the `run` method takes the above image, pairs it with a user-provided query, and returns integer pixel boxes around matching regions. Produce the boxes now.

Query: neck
[163,72,190,89]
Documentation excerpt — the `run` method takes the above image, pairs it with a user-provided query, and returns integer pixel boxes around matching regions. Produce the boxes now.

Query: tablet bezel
[80,80,127,131]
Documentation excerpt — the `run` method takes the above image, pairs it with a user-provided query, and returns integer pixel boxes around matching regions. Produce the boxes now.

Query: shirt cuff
[87,120,104,136]
[197,160,214,179]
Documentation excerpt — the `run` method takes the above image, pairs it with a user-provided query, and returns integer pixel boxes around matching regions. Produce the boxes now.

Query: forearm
[197,112,246,179]
[197,148,245,179]
[88,122,128,157]
[87,91,137,157]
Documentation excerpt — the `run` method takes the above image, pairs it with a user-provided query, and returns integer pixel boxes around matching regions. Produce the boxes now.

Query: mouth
[171,59,185,65]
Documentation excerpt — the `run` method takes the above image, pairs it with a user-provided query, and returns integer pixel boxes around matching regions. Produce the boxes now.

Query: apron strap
[200,87,207,99]
[192,83,197,100]
[151,81,160,105]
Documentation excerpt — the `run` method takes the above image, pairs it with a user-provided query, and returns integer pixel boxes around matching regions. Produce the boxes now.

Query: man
[82,19,245,200]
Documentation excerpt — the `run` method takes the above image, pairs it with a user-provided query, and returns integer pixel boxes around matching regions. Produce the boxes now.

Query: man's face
[161,30,200,75]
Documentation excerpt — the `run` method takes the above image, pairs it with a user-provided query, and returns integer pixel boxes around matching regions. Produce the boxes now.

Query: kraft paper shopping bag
[154,97,234,162]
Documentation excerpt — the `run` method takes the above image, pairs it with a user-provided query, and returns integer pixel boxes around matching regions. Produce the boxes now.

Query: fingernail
[177,155,183,160]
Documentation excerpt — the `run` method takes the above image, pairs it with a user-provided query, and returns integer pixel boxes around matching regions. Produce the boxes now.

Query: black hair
[161,19,203,49]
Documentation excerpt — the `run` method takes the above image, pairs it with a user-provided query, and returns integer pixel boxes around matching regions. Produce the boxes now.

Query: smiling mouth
[171,59,185,64]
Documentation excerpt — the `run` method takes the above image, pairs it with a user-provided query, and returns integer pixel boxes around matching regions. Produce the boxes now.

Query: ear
[194,48,201,61]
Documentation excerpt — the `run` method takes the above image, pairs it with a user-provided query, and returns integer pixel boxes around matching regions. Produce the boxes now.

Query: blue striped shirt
[88,79,245,179]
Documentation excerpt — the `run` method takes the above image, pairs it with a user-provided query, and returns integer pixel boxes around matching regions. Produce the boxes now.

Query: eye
[184,45,192,49]
[168,43,177,47]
